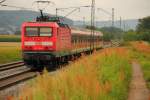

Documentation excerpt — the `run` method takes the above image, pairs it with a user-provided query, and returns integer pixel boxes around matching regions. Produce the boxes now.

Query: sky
[0,0,150,21]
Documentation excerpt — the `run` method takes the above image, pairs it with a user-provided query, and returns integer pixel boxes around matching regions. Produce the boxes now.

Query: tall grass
[130,41,150,54]
[18,48,131,100]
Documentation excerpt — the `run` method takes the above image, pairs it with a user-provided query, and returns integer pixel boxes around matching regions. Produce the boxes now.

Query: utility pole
[56,8,58,17]
[112,8,114,27]
[124,21,126,31]
[120,16,122,29]
[83,17,85,26]
[90,0,95,51]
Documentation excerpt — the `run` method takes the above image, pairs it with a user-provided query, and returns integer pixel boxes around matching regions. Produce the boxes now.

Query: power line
[97,8,112,16]
[0,0,32,10]
[63,8,80,18]
[97,8,113,27]
[56,6,90,17]
[0,0,6,4]
[32,0,55,11]
[0,4,32,10]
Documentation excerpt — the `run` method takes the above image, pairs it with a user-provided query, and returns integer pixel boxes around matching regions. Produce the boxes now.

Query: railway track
[0,61,37,90]
[0,61,24,71]
[0,44,115,90]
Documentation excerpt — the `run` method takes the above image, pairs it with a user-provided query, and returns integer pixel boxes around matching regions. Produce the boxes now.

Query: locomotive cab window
[40,28,52,36]
[25,27,52,37]
[26,27,38,36]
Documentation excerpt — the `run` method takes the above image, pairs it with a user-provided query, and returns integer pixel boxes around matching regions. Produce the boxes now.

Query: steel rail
[0,61,24,71]
[0,66,31,80]
[0,72,37,90]
[0,61,37,90]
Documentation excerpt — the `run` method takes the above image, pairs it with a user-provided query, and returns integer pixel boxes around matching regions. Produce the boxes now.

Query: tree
[137,16,150,32]
[138,30,150,42]
[136,16,150,42]
[85,26,124,41]
[100,27,124,41]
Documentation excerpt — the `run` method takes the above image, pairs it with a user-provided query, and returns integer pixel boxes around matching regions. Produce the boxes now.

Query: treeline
[86,26,124,41]
[124,16,150,42]
[86,16,150,42]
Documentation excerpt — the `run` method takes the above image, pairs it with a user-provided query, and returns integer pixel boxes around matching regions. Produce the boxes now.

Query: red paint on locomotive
[22,22,58,51]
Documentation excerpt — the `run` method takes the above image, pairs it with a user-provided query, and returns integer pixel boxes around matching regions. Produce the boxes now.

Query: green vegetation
[129,42,150,89]
[0,35,21,42]
[123,16,150,42]
[137,16,150,33]
[86,25,124,41]
[20,48,131,100]
[123,30,139,41]
[140,58,150,89]
[86,16,150,43]
[137,16,150,42]
[123,30,150,42]
[100,27,124,41]
[0,42,21,64]
[137,53,150,89]
[138,31,150,42]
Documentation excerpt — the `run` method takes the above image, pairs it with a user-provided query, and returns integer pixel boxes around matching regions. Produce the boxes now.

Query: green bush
[138,31,150,42]
[123,30,138,41]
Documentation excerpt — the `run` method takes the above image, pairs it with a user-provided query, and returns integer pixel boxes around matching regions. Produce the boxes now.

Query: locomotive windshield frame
[25,27,53,37]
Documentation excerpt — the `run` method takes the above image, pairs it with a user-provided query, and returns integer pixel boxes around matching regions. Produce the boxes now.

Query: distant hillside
[74,19,139,31]
[0,10,73,34]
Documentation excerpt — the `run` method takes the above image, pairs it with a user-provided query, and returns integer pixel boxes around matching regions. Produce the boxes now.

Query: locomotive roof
[22,22,59,27]
[22,22,103,36]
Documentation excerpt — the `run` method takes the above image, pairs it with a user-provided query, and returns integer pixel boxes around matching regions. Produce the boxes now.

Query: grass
[0,35,21,42]
[129,41,150,89]
[18,47,131,100]
[0,42,21,64]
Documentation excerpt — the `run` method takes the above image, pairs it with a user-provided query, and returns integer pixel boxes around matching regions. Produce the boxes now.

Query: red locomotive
[21,17,103,69]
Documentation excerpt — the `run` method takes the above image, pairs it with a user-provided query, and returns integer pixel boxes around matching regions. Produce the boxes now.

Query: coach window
[40,27,52,37]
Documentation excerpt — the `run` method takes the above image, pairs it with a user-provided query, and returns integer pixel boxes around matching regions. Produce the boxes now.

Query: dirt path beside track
[128,61,150,100]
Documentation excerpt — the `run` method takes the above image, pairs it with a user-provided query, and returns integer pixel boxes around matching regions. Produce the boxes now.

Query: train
[21,16,103,69]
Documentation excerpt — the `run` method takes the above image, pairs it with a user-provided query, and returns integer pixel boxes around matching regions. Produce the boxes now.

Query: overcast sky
[0,0,150,21]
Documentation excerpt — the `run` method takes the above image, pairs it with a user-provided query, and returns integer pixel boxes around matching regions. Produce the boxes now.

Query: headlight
[42,42,53,46]
[24,42,35,46]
